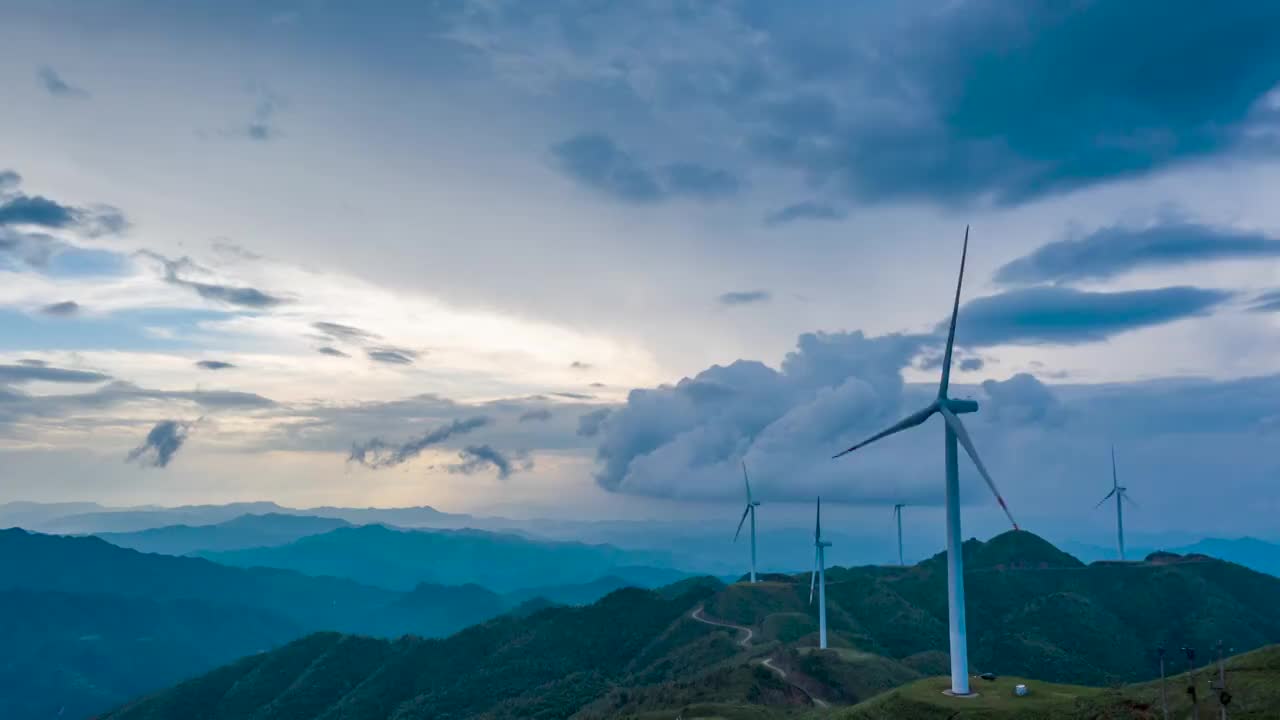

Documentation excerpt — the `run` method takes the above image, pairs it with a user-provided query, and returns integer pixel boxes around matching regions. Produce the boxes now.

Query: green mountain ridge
[98,530,1280,719]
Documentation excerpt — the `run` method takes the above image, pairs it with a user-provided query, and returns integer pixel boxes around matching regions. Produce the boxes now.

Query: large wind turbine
[1095,446,1135,561]
[734,461,761,583]
[832,227,1017,696]
[892,503,907,566]
[809,496,832,649]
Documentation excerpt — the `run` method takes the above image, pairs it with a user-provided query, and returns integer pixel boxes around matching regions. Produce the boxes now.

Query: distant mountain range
[196,523,687,592]
[0,526,702,720]
[95,513,353,554]
[97,531,1280,718]
[1065,536,1280,577]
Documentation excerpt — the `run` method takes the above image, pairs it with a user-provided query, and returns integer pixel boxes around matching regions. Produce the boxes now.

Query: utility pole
[1214,641,1231,720]
[1183,646,1200,720]
[1157,646,1169,720]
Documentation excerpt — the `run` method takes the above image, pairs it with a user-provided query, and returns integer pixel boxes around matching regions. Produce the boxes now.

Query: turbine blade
[816,496,822,540]
[938,225,969,398]
[832,403,938,458]
[1122,492,1139,509]
[809,548,818,603]
[741,461,753,503]
[1111,446,1119,490]
[733,505,750,541]
[1094,489,1117,508]
[939,405,1019,530]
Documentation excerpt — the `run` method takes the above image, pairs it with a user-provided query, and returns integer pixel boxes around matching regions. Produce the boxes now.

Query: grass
[835,675,1103,719]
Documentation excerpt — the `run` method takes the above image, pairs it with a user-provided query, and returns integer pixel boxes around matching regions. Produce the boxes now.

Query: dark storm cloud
[195,360,236,370]
[0,363,109,384]
[39,300,80,316]
[317,346,351,357]
[366,347,418,365]
[954,286,1232,346]
[349,416,493,468]
[37,66,87,97]
[959,357,985,372]
[446,444,530,479]
[519,408,552,423]
[764,202,846,226]
[996,222,1280,284]
[551,132,740,204]
[717,290,771,306]
[125,420,190,468]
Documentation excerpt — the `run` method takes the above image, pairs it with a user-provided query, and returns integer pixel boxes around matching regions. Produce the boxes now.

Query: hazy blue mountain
[0,500,108,529]
[36,502,291,534]
[94,513,352,555]
[1064,536,1280,577]
[0,588,300,720]
[198,524,683,592]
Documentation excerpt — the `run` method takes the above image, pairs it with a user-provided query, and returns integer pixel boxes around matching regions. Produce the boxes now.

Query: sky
[3,0,1280,544]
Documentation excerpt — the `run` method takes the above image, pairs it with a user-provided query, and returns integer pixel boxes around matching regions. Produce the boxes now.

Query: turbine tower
[809,496,832,649]
[893,503,907,566]
[1095,446,1135,560]
[832,226,1017,696]
[734,461,761,583]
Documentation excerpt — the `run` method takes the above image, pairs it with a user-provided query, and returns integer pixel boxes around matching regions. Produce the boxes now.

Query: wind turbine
[892,503,907,566]
[832,226,1017,696]
[733,461,761,583]
[1095,446,1135,561]
[809,496,832,649]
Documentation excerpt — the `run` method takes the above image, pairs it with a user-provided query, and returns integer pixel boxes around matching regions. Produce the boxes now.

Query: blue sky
[2,0,1280,542]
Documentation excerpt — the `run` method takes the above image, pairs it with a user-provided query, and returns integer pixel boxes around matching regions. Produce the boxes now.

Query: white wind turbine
[892,503,907,566]
[832,227,1018,696]
[733,461,761,583]
[809,496,832,649]
[1096,446,1136,561]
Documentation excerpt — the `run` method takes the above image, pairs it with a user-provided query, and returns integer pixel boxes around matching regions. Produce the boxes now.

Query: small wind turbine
[734,461,761,583]
[833,226,1017,696]
[892,503,907,566]
[809,496,832,649]
[1095,446,1136,561]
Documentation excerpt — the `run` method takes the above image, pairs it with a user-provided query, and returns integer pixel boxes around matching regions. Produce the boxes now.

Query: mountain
[0,589,301,720]
[197,523,686,592]
[94,531,1280,718]
[1064,536,1280,578]
[35,502,292,534]
[94,513,353,555]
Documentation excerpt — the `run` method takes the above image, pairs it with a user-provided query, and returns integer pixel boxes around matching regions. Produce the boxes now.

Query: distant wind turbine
[733,461,761,583]
[892,503,907,566]
[1095,446,1136,561]
[832,226,1017,696]
[809,496,831,649]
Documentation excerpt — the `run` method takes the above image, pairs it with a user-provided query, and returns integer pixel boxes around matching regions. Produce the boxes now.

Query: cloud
[317,346,351,357]
[446,444,530,479]
[195,360,236,370]
[125,420,190,468]
[244,92,281,141]
[36,66,87,97]
[519,408,552,423]
[1248,290,1280,313]
[142,251,287,309]
[38,300,80,317]
[569,361,592,370]
[959,357,985,372]
[348,416,492,468]
[553,391,593,400]
[313,321,378,343]
[954,286,1232,346]
[0,170,19,191]
[0,363,110,384]
[577,408,611,438]
[980,373,1062,425]
[717,290,771,306]
[366,347,418,365]
[764,201,846,226]
[551,132,739,204]
[0,195,78,228]
[995,222,1280,284]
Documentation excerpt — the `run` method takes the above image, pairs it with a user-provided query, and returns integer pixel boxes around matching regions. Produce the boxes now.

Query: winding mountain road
[688,605,829,709]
